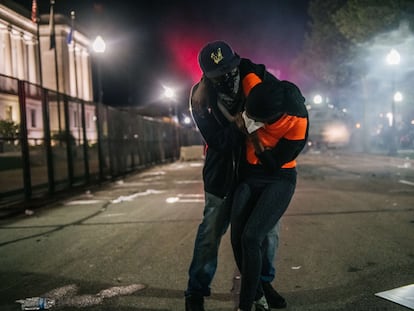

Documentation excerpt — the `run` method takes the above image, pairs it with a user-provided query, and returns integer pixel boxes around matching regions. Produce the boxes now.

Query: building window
[73,110,79,128]
[30,109,36,128]
[86,112,90,129]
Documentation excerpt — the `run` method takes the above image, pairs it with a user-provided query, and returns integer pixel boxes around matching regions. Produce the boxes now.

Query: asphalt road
[0,151,413,311]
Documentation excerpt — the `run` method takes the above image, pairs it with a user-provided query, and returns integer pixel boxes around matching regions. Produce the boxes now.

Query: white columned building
[0,0,94,96]
[0,0,96,144]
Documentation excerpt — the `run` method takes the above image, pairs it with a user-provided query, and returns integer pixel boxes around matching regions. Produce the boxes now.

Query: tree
[292,0,413,94]
[334,0,414,44]
[0,119,19,140]
[292,0,350,94]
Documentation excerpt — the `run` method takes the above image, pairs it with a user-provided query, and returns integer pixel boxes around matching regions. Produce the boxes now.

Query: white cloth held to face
[242,111,264,134]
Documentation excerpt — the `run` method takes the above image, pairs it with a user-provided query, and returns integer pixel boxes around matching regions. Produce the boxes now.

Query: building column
[77,48,84,99]
[2,27,13,77]
[68,44,76,97]
[80,49,92,101]
[11,30,25,80]
[26,37,37,84]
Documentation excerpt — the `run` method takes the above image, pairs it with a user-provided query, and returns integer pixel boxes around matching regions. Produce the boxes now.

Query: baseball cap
[198,40,241,78]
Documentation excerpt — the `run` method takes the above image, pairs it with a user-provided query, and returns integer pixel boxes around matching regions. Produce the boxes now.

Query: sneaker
[262,282,287,309]
[254,295,270,311]
[185,295,205,311]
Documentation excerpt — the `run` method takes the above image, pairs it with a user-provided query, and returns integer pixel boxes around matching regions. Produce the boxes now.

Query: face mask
[210,68,240,99]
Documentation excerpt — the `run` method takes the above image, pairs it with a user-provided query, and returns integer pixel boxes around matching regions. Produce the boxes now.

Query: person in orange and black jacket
[185,40,287,311]
[230,79,309,311]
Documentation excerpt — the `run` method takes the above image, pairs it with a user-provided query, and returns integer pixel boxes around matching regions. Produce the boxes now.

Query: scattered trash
[15,297,55,310]
[397,162,412,169]
[166,197,179,203]
[399,180,414,187]
[291,266,302,270]
[97,284,146,298]
[16,283,146,309]
[24,209,34,216]
[111,189,165,204]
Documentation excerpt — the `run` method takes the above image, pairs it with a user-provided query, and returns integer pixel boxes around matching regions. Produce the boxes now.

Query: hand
[233,112,248,134]
[249,131,264,153]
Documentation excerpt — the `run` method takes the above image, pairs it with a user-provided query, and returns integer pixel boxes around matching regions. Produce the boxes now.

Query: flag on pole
[49,0,56,49]
[67,11,75,45]
[31,0,38,23]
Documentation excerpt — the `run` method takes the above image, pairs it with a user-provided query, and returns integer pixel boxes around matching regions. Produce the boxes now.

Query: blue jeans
[231,174,296,310]
[185,191,279,297]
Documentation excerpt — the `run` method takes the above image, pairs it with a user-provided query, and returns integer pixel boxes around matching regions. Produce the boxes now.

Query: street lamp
[386,48,400,155]
[162,85,180,158]
[394,91,403,103]
[163,86,178,123]
[93,35,106,180]
[93,36,106,104]
[313,94,323,105]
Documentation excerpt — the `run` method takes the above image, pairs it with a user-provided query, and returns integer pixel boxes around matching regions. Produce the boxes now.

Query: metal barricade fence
[0,75,203,209]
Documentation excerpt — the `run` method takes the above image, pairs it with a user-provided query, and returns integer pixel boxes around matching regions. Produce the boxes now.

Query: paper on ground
[375,284,414,310]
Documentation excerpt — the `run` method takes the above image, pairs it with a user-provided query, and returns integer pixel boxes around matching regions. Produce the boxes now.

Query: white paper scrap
[375,284,414,309]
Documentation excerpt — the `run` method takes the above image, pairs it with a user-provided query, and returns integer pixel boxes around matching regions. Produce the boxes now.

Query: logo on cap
[211,48,224,64]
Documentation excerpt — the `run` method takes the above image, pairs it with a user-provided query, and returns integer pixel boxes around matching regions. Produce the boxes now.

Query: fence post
[18,81,32,199]
[95,102,104,181]
[63,97,74,186]
[80,101,90,183]
[42,88,55,193]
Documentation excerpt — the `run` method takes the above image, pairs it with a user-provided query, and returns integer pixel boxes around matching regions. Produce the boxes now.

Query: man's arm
[190,79,239,152]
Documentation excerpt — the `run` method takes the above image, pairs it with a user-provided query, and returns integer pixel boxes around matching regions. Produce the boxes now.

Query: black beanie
[245,81,285,122]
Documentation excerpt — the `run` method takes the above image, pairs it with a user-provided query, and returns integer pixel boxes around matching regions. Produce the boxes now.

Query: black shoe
[185,295,205,311]
[262,282,287,309]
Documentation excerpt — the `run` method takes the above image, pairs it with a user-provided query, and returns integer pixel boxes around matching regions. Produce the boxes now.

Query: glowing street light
[386,48,400,155]
[394,91,403,103]
[386,48,400,66]
[162,85,180,158]
[93,35,106,180]
[313,94,323,105]
[93,35,106,54]
[93,36,106,105]
[163,86,175,99]
[163,86,178,123]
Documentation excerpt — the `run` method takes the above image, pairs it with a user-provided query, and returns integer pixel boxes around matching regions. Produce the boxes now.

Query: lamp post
[163,86,177,123]
[93,36,106,104]
[386,48,400,155]
[93,35,106,180]
[163,85,180,158]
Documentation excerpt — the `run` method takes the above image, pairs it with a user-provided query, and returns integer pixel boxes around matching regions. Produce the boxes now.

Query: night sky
[14,0,310,110]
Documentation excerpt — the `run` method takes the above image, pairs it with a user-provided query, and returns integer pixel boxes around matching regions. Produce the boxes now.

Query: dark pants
[231,172,296,310]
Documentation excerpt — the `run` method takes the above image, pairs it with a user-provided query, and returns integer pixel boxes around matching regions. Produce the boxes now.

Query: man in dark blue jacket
[184,40,286,311]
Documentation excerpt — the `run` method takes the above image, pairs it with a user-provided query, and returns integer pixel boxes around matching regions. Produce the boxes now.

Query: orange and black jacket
[239,60,309,175]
